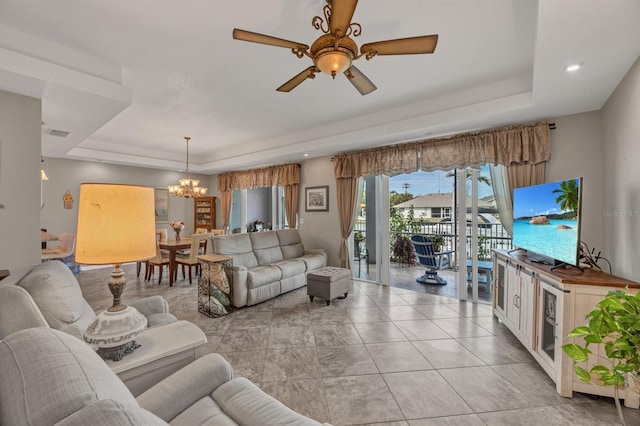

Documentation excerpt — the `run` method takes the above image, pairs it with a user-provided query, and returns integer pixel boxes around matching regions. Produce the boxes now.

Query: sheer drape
[218,163,301,229]
[336,177,362,268]
[490,162,547,237]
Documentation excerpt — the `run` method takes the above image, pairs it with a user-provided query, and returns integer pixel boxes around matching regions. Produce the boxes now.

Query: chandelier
[168,137,207,198]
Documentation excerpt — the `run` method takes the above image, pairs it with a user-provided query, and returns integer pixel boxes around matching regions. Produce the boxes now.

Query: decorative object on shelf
[168,136,207,198]
[75,183,156,361]
[40,156,49,181]
[170,220,186,239]
[305,185,329,211]
[563,289,640,425]
[63,190,74,209]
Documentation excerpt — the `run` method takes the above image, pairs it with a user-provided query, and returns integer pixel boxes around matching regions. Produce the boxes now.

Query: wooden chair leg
[145,264,151,281]
[188,266,192,285]
[158,265,163,285]
[136,262,141,277]
[181,264,186,280]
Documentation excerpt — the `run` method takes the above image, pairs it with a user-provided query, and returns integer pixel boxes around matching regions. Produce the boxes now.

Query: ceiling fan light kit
[233,0,438,95]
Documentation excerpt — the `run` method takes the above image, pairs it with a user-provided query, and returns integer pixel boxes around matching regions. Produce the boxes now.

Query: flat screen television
[512,177,583,266]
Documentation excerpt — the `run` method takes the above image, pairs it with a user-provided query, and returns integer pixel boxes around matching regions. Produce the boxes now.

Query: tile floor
[79,264,640,426]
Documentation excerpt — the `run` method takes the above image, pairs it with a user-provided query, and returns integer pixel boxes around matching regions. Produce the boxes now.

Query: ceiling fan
[233,0,438,95]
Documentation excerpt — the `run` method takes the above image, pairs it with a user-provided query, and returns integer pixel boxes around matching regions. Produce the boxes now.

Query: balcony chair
[354,242,369,277]
[410,235,447,285]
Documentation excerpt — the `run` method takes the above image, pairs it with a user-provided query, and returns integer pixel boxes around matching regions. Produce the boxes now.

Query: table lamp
[75,183,156,361]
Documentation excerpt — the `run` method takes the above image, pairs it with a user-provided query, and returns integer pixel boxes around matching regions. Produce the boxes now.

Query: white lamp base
[84,305,148,362]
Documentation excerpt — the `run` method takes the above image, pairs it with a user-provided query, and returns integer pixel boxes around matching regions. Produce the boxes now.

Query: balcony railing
[354,219,513,266]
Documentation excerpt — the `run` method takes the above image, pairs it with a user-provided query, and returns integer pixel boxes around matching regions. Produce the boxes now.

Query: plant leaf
[562,344,589,362]
[567,326,590,337]
[574,365,591,382]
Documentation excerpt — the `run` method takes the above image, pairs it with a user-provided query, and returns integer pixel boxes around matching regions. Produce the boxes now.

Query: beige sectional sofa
[212,229,327,307]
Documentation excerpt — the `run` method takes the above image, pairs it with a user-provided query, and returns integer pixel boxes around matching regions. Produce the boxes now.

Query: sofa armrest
[136,353,233,422]
[0,286,48,339]
[305,249,328,265]
[231,266,248,308]
[128,295,170,317]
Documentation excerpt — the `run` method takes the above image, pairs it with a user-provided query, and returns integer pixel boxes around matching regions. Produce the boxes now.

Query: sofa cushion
[273,259,307,279]
[213,377,321,426]
[246,265,282,289]
[168,396,237,426]
[0,328,138,426]
[56,399,167,426]
[277,229,305,259]
[213,234,258,269]
[300,253,327,271]
[250,232,284,265]
[18,260,96,338]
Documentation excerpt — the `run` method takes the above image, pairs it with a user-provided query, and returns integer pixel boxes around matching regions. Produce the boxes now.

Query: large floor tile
[378,305,428,321]
[347,306,391,323]
[411,304,462,319]
[268,325,316,348]
[408,414,486,426]
[366,342,433,373]
[456,335,532,365]
[261,379,331,423]
[442,301,493,317]
[430,318,494,338]
[216,326,270,352]
[271,308,311,326]
[261,347,321,382]
[438,366,533,412]
[317,344,379,377]
[394,319,451,341]
[313,324,364,346]
[324,375,405,425]
[412,339,485,369]
[310,308,352,325]
[383,371,474,419]
[354,322,408,343]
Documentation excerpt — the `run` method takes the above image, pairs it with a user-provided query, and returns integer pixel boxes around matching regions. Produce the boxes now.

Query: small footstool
[307,267,351,305]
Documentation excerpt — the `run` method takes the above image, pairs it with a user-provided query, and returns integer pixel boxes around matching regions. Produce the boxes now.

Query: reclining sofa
[212,229,327,307]
[0,327,328,425]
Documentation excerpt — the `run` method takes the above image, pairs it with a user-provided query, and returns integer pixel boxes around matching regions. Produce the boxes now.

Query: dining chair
[41,233,76,262]
[175,234,209,285]
[137,230,167,277]
[145,239,170,284]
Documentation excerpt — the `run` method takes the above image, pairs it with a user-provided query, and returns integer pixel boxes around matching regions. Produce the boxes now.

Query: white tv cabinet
[493,249,640,407]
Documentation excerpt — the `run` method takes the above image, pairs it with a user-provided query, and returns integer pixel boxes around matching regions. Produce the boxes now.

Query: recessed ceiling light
[565,63,582,72]
[303,153,309,157]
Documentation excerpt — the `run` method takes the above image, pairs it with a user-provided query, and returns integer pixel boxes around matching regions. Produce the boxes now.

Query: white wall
[601,57,640,280]
[298,155,342,267]
[546,111,604,255]
[0,90,42,271]
[41,157,212,237]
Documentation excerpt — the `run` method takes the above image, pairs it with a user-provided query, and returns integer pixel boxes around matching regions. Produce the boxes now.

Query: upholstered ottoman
[307,267,351,305]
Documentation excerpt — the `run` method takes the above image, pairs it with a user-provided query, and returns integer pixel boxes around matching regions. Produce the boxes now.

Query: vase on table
[175,231,180,240]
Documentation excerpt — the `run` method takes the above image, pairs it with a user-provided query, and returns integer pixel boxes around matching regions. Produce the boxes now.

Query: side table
[105,320,207,396]
[197,254,233,317]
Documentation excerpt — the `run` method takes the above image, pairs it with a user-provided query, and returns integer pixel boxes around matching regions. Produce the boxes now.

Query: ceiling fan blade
[360,34,438,56]
[329,0,359,37]
[276,66,317,92]
[233,28,309,51]
[344,65,377,96]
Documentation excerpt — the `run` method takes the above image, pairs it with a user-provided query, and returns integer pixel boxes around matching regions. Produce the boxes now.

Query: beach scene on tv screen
[512,179,580,265]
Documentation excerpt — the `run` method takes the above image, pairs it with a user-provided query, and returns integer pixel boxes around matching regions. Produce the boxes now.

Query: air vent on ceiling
[43,128,70,138]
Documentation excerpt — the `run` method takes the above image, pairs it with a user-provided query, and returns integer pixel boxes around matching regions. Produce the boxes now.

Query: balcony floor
[353,261,493,303]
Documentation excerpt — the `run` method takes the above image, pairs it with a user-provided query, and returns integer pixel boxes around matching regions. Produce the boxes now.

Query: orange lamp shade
[75,183,156,265]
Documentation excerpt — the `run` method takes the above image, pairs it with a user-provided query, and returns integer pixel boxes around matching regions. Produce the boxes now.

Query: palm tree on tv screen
[552,180,579,214]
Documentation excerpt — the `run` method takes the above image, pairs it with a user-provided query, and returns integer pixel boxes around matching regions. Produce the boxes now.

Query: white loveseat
[212,229,327,307]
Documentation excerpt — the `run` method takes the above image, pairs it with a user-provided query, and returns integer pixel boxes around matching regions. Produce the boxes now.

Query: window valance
[334,121,550,178]
[218,162,300,192]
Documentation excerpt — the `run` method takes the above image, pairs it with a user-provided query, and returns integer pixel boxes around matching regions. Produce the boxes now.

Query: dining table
[159,237,192,287]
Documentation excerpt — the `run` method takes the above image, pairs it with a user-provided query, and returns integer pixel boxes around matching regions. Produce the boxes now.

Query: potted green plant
[562,289,640,425]
[428,234,445,253]
[392,236,416,266]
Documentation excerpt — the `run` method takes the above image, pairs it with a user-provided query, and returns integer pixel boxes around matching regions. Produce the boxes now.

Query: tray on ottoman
[307,266,351,305]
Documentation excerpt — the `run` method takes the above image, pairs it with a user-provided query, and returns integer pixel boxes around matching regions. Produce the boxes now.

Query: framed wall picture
[305,185,329,212]
[154,188,169,223]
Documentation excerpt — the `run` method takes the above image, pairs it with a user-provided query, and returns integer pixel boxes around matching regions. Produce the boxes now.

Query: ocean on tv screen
[513,219,579,265]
